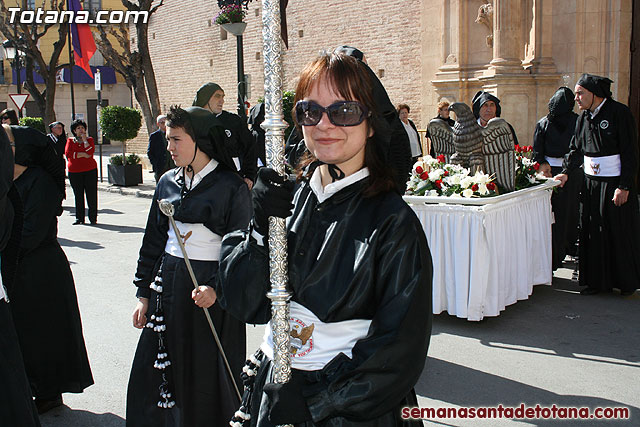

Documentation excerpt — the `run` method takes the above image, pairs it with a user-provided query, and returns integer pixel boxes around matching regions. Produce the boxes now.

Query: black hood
[11,126,65,199]
[192,82,223,108]
[183,107,236,172]
[576,73,613,99]
[472,91,501,119]
[547,87,575,120]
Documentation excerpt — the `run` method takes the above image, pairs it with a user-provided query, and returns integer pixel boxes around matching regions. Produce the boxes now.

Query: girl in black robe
[533,87,581,268]
[7,125,93,413]
[217,53,433,426]
[126,106,251,427]
[0,125,41,426]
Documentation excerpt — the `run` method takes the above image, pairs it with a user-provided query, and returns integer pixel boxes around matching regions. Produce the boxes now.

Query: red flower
[434,179,442,189]
[486,182,496,191]
[533,163,540,171]
[444,170,449,177]
[420,172,429,180]
[437,155,445,163]
[415,166,423,174]
[471,184,479,192]
[514,144,520,153]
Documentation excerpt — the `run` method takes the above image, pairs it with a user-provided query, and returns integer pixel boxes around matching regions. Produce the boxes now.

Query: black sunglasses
[295,100,370,127]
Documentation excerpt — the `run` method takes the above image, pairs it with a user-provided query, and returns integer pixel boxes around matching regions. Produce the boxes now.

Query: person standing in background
[65,119,98,225]
[398,103,422,163]
[147,115,174,183]
[47,121,67,159]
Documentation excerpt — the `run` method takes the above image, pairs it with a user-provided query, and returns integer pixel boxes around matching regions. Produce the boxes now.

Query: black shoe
[580,287,600,295]
[35,395,63,414]
[89,220,97,225]
[620,289,635,296]
[73,220,85,225]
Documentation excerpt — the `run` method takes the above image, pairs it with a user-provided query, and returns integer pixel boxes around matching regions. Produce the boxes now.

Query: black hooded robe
[563,98,640,292]
[0,127,41,427]
[126,166,251,427]
[216,174,433,426]
[10,165,94,400]
[533,88,581,268]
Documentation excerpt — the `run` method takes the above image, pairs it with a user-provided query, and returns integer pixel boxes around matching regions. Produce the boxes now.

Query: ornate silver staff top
[261,0,292,391]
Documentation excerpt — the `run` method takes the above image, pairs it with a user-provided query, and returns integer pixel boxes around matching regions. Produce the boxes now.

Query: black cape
[217,176,432,426]
[10,166,94,399]
[563,99,640,291]
[127,166,251,427]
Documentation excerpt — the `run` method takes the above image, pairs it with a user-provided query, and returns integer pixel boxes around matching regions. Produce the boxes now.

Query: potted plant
[215,3,247,36]
[18,116,46,133]
[99,105,143,186]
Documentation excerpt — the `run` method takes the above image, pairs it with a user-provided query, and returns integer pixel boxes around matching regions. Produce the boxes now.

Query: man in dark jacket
[193,83,256,189]
[555,74,640,296]
[147,115,173,183]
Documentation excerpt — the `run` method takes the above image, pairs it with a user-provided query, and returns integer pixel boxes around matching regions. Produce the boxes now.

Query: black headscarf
[576,74,613,99]
[11,126,66,200]
[192,83,223,108]
[183,107,236,172]
[472,91,502,119]
[547,87,575,121]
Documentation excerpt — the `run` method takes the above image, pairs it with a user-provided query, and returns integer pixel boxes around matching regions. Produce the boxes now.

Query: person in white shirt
[397,103,422,162]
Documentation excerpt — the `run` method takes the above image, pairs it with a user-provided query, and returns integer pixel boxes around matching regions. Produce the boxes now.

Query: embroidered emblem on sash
[600,120,609,130]
[225,129,232,137]
[591,161,600,175]
[289,319,314,357]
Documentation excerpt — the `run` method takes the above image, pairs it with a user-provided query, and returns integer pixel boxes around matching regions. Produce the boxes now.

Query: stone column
[489,0,525,73]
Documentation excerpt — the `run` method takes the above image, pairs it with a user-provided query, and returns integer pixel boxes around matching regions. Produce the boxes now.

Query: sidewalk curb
[65,180,156,199]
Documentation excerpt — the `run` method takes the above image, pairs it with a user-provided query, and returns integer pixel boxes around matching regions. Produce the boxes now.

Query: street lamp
[2,38,26,117]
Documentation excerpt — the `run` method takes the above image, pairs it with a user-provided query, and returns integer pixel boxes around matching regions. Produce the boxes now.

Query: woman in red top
[65,119,98,225]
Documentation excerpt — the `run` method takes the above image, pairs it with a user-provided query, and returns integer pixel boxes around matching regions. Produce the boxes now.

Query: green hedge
[18,116,46,134]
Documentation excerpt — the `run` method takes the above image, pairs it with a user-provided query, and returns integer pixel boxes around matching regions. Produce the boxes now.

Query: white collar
[310,166,370,203]
[590,98,607,119]
[184,159,218,189]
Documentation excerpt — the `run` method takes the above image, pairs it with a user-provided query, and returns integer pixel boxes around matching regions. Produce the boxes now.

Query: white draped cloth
[406,185,554,321]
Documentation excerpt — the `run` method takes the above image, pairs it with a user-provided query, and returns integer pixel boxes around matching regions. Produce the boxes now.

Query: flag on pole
[68,0,96,78]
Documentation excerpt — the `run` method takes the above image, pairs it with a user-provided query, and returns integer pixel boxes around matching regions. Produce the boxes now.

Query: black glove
[252,167,294,235]
[263,373,312,425]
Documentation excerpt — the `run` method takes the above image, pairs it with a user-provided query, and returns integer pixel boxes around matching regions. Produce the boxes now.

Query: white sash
[583,154,621,177]
[164,220,222,261]
[544,156,564,168]
[260,301,372,371]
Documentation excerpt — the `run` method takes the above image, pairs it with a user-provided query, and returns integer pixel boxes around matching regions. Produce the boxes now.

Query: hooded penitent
[11,126,65,201]
[576,73,613,99]
[472,91,502,119]
[192,83,223,109]
[0,126,15,251]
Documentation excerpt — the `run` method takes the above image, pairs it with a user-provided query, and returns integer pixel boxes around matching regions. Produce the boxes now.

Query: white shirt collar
[590,98,607,119]
[310,166,370,204]
[184,159,218,189]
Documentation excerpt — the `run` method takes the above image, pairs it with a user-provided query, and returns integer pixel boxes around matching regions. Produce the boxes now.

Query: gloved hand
[252,167,294,235]
[263,373,312,424]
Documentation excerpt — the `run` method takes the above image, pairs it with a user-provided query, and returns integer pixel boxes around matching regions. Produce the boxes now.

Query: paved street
[39,189,639,426]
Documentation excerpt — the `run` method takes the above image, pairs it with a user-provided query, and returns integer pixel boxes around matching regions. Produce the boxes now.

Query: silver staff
[158,199,242,402]
[261,0,292,393]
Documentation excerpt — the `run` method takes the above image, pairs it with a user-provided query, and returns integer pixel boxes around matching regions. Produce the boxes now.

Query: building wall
[132,0,633,154]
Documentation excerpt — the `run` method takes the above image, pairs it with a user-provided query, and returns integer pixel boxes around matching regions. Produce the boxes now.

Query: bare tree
[0,0,69,123]
[94,0,163,135]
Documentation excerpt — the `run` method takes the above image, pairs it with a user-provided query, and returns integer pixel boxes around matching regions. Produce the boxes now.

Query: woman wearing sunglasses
[216,52,433,426]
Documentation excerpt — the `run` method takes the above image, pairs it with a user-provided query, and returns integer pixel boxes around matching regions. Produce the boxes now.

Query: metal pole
[67,26,76,120]
[97,88,103,183]
[236,0,246,119]
[15,57,22,118]
[262,0,292,411]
